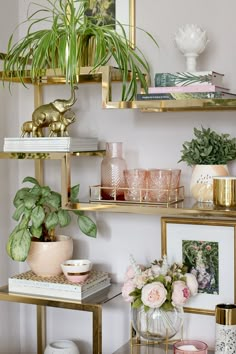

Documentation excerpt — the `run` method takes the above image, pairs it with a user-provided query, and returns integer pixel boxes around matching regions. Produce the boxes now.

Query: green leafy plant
[7,176,97,262]
[179,126,236,166]
[3,0,158,100]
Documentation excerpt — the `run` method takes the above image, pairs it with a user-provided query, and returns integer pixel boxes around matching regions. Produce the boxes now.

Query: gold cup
[213,176,236,207]
[215,304,236,325]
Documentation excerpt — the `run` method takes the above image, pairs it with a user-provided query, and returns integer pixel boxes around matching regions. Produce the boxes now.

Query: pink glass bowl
[174,340,208,354]
[61,259,92,283]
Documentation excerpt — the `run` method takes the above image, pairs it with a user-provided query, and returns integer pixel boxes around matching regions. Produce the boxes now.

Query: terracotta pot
[190,164,229,202]
[27,235,73,277]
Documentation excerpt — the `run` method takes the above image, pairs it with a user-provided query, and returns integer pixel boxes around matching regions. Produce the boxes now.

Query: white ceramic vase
[44,340,80,354]
[27,235,73,277]
[190,164,229,203]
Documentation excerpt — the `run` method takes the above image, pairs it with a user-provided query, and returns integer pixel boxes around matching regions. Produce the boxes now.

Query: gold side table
[0,283,121,354]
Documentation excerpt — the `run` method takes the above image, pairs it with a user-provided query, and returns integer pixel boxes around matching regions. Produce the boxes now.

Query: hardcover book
[8,270,110,300]
[154,71,224,87]
[148,85,229,94]
[3,137,98,152]
[136,92,236,101]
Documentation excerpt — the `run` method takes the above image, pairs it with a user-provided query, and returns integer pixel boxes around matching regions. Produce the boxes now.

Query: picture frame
[161,217,236,315]
[81,0,136,47]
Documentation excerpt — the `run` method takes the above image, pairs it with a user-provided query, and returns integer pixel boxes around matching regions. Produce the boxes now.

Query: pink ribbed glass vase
[101,142,127,200]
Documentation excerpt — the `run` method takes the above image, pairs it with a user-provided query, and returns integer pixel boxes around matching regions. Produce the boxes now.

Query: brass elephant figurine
[30,86,78,137]
[49,110,76,137]
[21,121,43,137]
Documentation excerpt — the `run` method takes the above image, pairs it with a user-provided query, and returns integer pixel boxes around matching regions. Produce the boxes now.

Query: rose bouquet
[122,255,198,311]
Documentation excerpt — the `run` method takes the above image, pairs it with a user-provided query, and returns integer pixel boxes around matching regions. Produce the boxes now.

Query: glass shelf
[1,151,236,218]
[0,283,121,354]
[1,60,236,111]
[65,197,236,219]
[113,342,215,354]
[0,282,121,306]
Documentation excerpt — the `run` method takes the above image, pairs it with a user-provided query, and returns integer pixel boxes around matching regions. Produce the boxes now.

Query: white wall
[1,0,236,353]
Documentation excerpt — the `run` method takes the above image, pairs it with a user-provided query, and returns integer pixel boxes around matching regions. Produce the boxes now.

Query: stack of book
[136,71,236,101]
[8,270,111,300]
[3,137,99,152]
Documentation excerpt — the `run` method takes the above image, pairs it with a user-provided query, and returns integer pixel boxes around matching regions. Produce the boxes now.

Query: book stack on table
[136,71,236,101]
[8,270,111,300]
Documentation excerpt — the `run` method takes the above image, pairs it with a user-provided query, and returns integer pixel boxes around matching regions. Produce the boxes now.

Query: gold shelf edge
[103,99,236,111]
[63,198,236,218]
[0,150,104,160]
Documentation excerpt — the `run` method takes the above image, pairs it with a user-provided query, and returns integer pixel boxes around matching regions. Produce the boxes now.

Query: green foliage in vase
[3,0,158,101]
[179,126,236,166]
[7,176,97,262]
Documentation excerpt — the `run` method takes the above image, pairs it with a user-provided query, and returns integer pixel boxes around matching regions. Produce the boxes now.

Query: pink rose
[122,280,135,302]
[141,282,167,308]
[172,280,191,306]
[185,273,198,296]
[151,264,161,275]
[125,264,145,281]
[134,274,149,289]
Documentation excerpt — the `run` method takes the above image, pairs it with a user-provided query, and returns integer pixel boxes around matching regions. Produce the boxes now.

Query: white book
[9,270,109,293]
[8,278,111,300]
[3,137,99,152]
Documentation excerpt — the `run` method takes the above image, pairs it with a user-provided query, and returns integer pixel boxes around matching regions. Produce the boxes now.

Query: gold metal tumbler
[215,303,236,325]
[215,304,236,354]
[213,177,236,207]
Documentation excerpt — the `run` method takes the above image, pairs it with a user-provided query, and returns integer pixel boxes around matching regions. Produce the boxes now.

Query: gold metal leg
[37,305,46,354]
[93,307,102,354]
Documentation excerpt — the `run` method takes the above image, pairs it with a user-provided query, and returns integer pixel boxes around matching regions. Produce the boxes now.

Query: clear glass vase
[131,306,184,342]
[101,142,127,200]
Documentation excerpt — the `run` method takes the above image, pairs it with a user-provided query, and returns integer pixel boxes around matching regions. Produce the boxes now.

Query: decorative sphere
[174,24,209,55]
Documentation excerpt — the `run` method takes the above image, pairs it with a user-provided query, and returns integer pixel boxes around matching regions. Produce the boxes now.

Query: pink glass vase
[101,142,127,200]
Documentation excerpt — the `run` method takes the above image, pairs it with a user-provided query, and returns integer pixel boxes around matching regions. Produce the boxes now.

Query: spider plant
[4,0,158,101]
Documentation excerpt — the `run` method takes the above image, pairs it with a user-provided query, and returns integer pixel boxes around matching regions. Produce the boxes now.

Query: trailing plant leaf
[31,206,45,229]
[13,187,30,207]
[58,209,71,227]
[78,215,97,237]
[71,183,80,203]
[46,191,61,209]
[179,126,236,165]
[45,211,59,231]
[12,203,25,221]
[8,228,32,262]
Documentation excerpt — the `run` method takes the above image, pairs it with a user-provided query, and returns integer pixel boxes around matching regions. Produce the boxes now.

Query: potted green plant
[3,0,158,101]
[7,176,97,276]
[179,126,236,202]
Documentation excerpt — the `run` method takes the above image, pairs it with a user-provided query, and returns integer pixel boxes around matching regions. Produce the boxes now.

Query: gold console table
[0,283,121,354]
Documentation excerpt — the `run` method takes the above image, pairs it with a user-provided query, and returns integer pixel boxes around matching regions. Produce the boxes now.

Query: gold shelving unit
[1,56,235,354]
[2,63,236,111]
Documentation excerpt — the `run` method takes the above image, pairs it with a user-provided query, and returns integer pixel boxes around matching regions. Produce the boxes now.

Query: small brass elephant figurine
[49,110,76,137]
[21,121,43,137]
[21,86,78,137]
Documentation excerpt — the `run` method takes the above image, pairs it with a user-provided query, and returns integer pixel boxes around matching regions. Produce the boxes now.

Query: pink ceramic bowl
[61,259,92,283]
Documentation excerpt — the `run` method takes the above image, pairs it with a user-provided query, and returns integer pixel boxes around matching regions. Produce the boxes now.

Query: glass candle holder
[124,169,147,202]
[174,340,208,354]
[146,169,172,202]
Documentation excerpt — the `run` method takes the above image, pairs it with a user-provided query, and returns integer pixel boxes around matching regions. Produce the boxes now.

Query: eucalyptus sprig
[179,126,236,166]
[6,176,97,262]
[3,0,158,101]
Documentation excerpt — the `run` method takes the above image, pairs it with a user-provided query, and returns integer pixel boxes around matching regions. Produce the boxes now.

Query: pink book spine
[148,85,228,93]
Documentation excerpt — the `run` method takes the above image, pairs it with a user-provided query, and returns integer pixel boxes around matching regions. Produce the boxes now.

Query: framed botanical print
[161,217,236,315]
